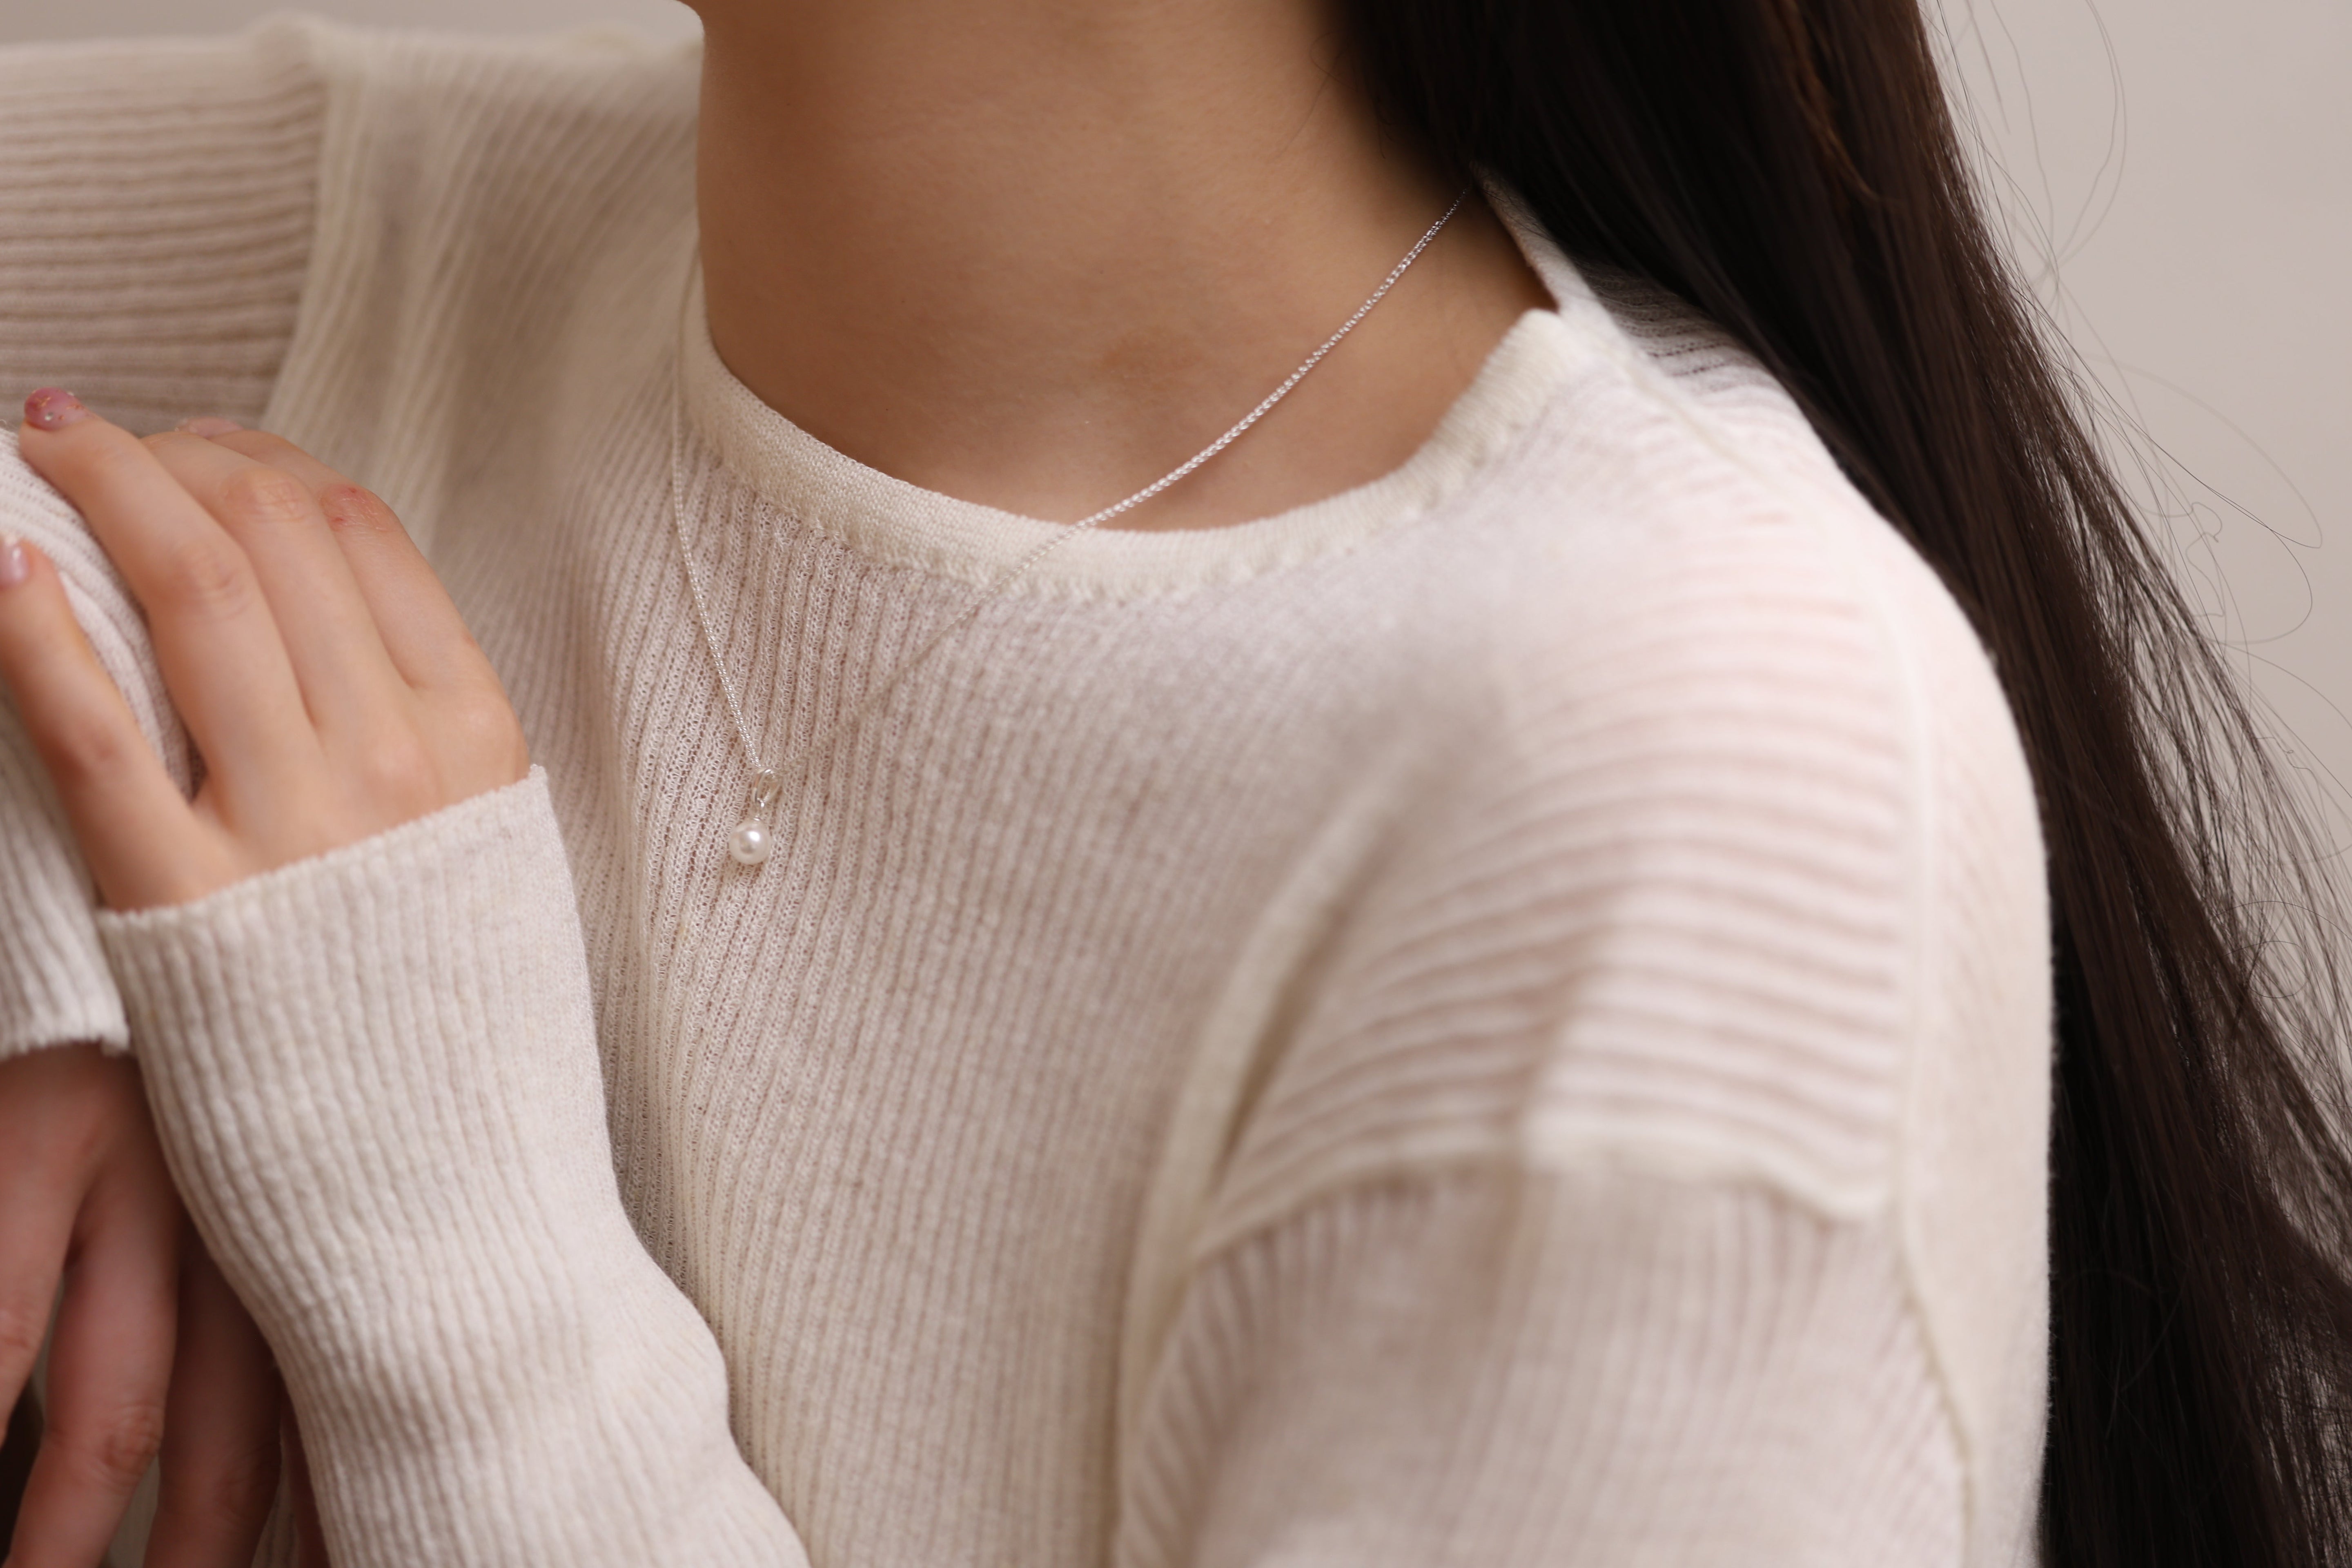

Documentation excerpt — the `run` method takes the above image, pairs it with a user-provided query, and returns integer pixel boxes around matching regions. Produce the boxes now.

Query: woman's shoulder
[225,16,703,506]
[1197,279,2051,1532]
[283,13,702,140]
[1255,258,2052,1224]
[0,15,699,174]
[0,22,334,432]
[1509,272,2054,1538]
[0,16,699,441]
[271,13,701,265]
[1450,268,2040,902]
[1463,253,2037,884]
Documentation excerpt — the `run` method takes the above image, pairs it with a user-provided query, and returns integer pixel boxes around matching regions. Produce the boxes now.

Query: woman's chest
[421,454,1466,1559]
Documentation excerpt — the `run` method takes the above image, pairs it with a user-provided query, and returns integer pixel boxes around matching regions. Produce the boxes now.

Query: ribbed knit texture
[100,771,804,1567]
[0,19,2051,1568]
[0,29,318,434]
[0,430,193,1056]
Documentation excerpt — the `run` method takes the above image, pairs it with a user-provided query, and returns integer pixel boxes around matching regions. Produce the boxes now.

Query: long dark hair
[1342,0,2352,1559]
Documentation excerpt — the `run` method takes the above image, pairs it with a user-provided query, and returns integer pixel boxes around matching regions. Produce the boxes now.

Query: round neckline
[677,214,1590,603]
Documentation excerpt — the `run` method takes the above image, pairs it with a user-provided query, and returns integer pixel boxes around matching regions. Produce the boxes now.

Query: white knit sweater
[0,18,2052,1568]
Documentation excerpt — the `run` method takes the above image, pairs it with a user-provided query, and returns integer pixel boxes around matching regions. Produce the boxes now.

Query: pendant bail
[749,768,783,815]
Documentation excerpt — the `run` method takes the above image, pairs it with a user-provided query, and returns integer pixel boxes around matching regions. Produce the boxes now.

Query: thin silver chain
[670,189,1469,849]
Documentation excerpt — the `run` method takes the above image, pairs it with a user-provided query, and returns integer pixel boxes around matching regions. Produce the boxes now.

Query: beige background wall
[1937,0,2351,820]
[7,0,2348,803]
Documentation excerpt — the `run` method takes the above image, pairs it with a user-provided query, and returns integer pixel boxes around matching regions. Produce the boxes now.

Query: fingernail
[23,388,90,432]
[0,536,29,589]
[175,415,244,437]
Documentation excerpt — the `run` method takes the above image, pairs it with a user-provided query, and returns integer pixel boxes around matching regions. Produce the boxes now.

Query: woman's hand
[0,1045,282,1568]
[0,390,528,912]
[0,388,499,1564]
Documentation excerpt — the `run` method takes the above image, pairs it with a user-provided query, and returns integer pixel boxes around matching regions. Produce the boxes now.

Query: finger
[0,537,215,910]
[0,1047,123,1425]
[16,392,318,800]
[0,1144,73,1432]
[143,1242,279,1568]
[138,433,410,742]
[7,1149,180,1568]
[201,428,501,697]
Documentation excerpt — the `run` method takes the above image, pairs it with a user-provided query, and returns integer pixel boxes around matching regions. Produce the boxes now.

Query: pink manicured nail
[23,388,90,432]
[176,415,244,437]
[0,536,29,590]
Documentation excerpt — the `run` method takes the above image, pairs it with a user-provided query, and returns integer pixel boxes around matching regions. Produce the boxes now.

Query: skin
[1,981,311,1568]
[0,1,1548,1560]
[0,405,526,1568]
[692,0,1551,528]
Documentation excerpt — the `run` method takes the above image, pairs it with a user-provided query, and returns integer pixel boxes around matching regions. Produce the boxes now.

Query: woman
[1,2,2348,1566]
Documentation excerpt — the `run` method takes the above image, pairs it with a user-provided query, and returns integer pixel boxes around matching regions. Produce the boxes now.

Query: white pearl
[728,819,773,866]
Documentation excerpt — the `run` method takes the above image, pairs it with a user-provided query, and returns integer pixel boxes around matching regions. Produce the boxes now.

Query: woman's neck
[687,0,1550,532]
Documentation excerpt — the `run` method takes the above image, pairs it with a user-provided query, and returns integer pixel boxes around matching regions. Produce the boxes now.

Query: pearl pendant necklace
[667,190,1470,869]
[728,769,783,866]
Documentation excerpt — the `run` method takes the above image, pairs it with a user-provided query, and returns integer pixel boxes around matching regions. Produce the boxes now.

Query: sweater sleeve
[0,431,192,1058]
[95,774,812,1568]
[0,24,321,434]
[0,23,323,1059]
[1115,1167,1964,1568]
[1114,461,2050,1564]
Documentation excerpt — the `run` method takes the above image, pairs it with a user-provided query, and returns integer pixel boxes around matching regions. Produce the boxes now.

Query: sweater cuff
[96,768,800,1565]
